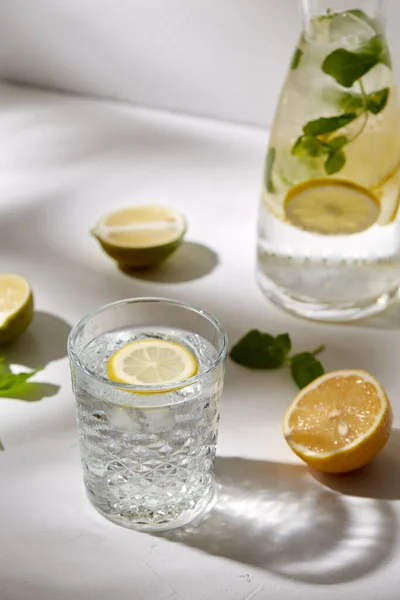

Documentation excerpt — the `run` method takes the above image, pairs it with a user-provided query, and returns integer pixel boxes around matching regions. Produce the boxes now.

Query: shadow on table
[119,241,219,284]
[0,311,71,401]
[311,428,400,501]
[2,310,71,369]
[158,456,397,585]
[350,295,400,330]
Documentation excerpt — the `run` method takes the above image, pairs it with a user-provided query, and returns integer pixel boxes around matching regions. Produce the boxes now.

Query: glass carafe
[256,0,400,321]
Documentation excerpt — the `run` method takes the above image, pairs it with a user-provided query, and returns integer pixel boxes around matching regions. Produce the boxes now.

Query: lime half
[92,205,186,269]
[285,179,380,235]
[107,339,198,389]
[0,274,34,345]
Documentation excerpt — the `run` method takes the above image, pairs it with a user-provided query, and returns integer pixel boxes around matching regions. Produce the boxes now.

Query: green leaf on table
[303,113,357,136]
[325,149,346,175]
[290,352,324,389]
[0,365,42,392]
[265,147,276,193]
[229,330,291,370]
[290,47,303,70]
[366,87,389,114]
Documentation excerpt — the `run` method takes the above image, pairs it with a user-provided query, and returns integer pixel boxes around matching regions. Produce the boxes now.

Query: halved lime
[107,339,198,388]
[91,205,186,269]
[284,179,380,235]
[0,274,34,345]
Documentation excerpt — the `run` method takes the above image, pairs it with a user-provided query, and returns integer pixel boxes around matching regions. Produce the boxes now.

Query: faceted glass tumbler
[67,297,228,531]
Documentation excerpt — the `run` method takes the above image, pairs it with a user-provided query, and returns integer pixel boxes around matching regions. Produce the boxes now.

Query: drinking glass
[67,297,227,531]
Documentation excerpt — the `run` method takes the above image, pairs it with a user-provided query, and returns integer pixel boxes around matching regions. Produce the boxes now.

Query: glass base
[257,274,399,322]
[89,484,217,532]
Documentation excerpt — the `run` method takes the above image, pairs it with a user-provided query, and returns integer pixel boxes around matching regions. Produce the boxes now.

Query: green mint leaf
[362,34,391,68]
[322,48,378,88]
[290,352,324,389]
[274,333,292,356]
[0,367,42,392]
[265,147,276,193]
[325,149,346,175]
[303,113,357,136]
[338,92,364,111]
[366,87,389,114]
[326,135,348,151]
[229,330,291,370]
[292,135,326,157]
[290,47,303,70]
[0,438,4,451]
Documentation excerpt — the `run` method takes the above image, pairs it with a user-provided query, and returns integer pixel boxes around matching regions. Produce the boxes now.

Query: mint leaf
[0,438,3,451]
[323,34,391,88]
[338,92,364,111]
[325,149,346,175]
[303,113,357,136]
[362,34,391,68]
[366,87,389,114]
[290,352,324,389]
[290,47,303,70]
[292,135,326,157]
[229,330,291,369]
[275,333,291,356]
[327,135,348,150]
[322,48,377,88]
[0,367,42,392]
[265,148,276,193]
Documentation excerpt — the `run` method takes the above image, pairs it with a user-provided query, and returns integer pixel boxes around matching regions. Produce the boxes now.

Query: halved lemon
[0,274,34,345]
[92,205,186,269]
[107,339,198,388]
[283,369,392,473]
[284,179,380,235]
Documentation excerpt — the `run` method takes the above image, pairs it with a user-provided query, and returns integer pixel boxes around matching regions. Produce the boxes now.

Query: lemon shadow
[157,457,397,584]
[119,241,219,284]
[2,310,71,370]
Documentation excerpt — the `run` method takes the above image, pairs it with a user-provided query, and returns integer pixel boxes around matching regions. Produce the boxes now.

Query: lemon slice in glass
[107,339,198,388]
[284,179,380,235]
[0,274,34,345]
[91,205,186,269]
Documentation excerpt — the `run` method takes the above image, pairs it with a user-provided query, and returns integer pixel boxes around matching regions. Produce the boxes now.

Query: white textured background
[0,0,399,127]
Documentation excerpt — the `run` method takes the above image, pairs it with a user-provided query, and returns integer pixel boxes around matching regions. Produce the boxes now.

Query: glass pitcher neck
[302,0,383,20]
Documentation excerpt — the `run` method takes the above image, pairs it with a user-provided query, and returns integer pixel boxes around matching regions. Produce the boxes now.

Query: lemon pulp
[284,179,380,235]
[0,274,34,345]
[107,339,198,388]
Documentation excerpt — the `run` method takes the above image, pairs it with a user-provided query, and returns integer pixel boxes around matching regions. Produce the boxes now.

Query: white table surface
[1,83,400,600]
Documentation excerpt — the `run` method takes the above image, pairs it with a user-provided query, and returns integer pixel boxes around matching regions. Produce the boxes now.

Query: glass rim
[67,296,228,393]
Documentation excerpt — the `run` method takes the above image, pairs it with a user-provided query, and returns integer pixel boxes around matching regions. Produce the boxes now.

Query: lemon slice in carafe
[284,179,380,235]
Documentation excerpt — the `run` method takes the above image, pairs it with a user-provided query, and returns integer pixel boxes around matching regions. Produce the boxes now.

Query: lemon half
[92,205,186,269]
[283,369,392,473]
[107,339,198,388]
[284,179,380,235]
[0,274,34,345]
